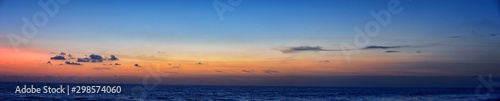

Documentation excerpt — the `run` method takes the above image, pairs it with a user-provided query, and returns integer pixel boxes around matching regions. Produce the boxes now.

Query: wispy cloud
[59,52,66,56]
[276,46,341,53]
[385,51,399,53]
[277,45,412,54]
[319,60,330,63]
[241,70,255,73]
[361,45,410,49]
[196,62,204,65]
[65,61,82,65]
[263,70,279,74]
[93,67,111,70]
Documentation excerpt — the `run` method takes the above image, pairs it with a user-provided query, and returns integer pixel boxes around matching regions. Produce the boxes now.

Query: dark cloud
[89,54,104,62]
[109,55,119,61]
[114,63,121,65]
[196,62,204,65]
[134,64,141,67]
[77,58,90,62]
[93,67,111,70]
[50,56,66,60]
[65,61,82,65]
[362,45,409,49]
[241,70,254,73]
[263,70,279,74]
[75,54,118,63]
[215,70,224,73]
[278,45,413,54]
[278,46,339,53]
[47,61,52,65]
[385,51,399,53]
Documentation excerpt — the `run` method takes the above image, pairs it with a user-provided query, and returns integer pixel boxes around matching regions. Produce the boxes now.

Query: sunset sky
[1,0,499,87]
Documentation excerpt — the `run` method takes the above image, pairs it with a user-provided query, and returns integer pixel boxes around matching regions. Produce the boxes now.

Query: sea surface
[0,82,499,101]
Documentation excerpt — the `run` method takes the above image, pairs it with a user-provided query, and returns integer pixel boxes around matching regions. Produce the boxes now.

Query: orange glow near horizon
[0,46,449,80]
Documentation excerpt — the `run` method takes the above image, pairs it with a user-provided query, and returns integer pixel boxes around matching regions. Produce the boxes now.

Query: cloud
[109,55,119,61]
[75,54,118,63]
[319,60,330,63]
[215,70,224,73]
[89,54,104,62]
[277,45,413,54]
[171,64,182,68]
[114,63,121,65]
[59,52,66,56]
[196,62,204,65]
[50,56,66,60]
[65,61,82,65]
[361,45,410,49]
[134,64,141,67]
[385,51,399,53]
[93,67,111,70]
[77,58,90,62]
[263,70,279,74]
[241,70,254,73]
[157,51,167,54]
[75,54,104,62]
[67,54,75,59]
[277,46,338,53]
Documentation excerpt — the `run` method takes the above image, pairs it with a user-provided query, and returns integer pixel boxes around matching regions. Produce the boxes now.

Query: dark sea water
[1,82,499,101]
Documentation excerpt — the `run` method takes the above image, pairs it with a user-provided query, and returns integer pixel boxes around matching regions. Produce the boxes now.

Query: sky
[0,0,499,87]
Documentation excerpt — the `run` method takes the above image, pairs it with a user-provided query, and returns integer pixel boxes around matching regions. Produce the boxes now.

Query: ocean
[0,82,498,101]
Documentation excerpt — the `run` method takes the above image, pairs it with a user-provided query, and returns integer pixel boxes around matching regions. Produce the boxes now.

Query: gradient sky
[0,0,499,87]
